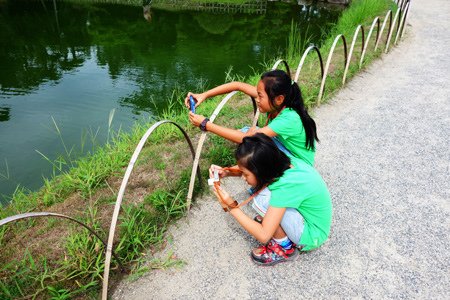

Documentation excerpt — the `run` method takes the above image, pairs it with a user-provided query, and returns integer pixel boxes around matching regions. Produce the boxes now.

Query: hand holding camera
[208,164,239,211]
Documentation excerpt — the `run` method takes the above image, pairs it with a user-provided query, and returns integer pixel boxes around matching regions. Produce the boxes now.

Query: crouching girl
[211,133,332,265]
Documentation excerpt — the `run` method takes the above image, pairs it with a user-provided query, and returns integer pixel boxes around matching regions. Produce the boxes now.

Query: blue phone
[189,95,196,113]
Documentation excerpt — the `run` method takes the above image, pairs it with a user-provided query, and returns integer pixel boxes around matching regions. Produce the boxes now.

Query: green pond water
[0,0,342,204]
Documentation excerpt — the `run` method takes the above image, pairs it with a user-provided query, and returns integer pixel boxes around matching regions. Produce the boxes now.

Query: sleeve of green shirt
[267,109,302,138]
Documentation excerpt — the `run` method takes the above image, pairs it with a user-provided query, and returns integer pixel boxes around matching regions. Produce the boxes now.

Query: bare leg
[272,225,287,239]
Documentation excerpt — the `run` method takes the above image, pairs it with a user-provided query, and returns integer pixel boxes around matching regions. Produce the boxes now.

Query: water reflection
[0,1,341,109]
[0,106,10,122]
[143,4,152,22]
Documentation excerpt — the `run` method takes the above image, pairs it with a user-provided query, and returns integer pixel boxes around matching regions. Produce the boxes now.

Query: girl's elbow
[260,236,271,244]
[257,232,272,244]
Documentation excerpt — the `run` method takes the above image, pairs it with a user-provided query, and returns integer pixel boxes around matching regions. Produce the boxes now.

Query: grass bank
[0,0,399,298]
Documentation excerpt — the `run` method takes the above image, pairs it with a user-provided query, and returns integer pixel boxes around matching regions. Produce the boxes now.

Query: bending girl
[186,70,318,166]
[211,133,332,265]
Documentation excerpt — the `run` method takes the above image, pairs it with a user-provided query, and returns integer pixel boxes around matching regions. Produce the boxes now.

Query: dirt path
[113,1,450,298]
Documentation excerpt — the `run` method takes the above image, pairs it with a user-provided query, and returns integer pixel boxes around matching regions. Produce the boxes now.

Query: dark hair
[235,133,291,191]
[260,69,319,150]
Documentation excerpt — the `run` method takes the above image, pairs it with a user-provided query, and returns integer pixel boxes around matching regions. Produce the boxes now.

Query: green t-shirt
[267,108,315,166]
[268,158,332,251]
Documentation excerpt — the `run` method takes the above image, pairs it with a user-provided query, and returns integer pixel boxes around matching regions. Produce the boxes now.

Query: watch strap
[200,118,209,131]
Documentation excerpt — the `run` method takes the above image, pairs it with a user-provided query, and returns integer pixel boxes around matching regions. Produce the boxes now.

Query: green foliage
[286,20,313,63]
[192,0,249,3]
[0,250,57,299]
[62,213,105,284]
[0,159,10,181]
[127,257,184,282]
[1,187,37,219]
[334,0,396,33]
[204,135,236,167]
[0,226,6,248]
[0,209,105,298]
[323,0,394,50]
[145,189,187,219]
[116,204,163,263]
[47,286,78,300]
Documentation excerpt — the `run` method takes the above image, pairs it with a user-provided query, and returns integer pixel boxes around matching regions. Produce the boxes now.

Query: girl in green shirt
[211,133,332,266]
[186,69,318,165]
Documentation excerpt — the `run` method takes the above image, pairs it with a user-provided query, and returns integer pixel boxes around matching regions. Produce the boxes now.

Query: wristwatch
[200,117,209,131]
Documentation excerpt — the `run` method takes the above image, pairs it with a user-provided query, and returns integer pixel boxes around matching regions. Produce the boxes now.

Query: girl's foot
[251,240,298,266]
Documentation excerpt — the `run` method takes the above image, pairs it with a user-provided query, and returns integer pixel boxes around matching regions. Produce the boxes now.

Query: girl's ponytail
[261,70,319,150]
[286,82,318,150]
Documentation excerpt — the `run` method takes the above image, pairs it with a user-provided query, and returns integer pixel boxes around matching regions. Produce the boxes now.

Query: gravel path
[113,1,450,298]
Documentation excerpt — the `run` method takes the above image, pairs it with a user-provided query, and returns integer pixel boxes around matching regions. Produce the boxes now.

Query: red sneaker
[251,240,298,266]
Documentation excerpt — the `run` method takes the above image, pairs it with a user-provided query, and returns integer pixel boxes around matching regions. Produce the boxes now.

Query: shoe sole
[250,248,299,266]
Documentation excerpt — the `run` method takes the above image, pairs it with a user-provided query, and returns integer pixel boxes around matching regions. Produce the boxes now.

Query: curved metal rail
[0,212,125,272]
[359,17,380,67]
[186,91,238,210]
[375,10,393,51]
[102,120,199,300]
[318,34,348,104]
[402,0,409,10]
[271,59,291,75]
[400,1,411,39]
[385,5,402,53]
[395,1,411,44]
[395,0,405,36]
[293,45,324,84]
[397,0,410,37]
[343,25,365,84]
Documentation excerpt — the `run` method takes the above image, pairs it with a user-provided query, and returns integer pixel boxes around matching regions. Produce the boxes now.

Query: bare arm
[229,206,286,244]
[247,125,278,138]
[209,164,241,179]
[202,81,257,99]
[206,121,279,143]
[185,81,257,108]
[189,112,278,143]
[213,185,285,244]
[205,122,247,143]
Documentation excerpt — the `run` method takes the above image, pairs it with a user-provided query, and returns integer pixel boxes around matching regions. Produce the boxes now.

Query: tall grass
[0,159,10,181]
[332,0,394,34]
[286,20,313,64]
